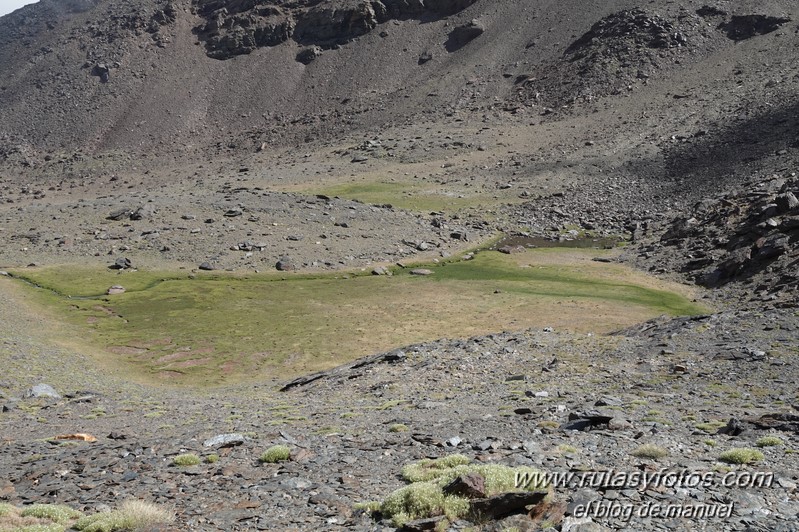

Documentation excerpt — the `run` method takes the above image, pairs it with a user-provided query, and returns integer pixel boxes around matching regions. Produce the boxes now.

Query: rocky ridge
[192,0,478,59]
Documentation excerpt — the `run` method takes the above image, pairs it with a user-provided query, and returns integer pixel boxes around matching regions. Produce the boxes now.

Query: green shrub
[0,502,18,517]
[172,453,201,467]
[695,421,726,433]
[719,448,764,464]
[353,501,381,513]
[20,504,83,523]
[377,455,549,526]
[259,445,291,463]
[382,482,469,526]
[73,500,173,532]
[631,444,669,460]
[14,525,66,532]
[389,424,409,433]
[756,436,784,448]
[401,454,471,482]
[205,454,219,464]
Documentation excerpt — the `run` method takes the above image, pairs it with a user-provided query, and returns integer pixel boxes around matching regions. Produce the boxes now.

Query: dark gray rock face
[445,19,484,51]
[720,14,791,41]
[296,45,323,64]
[192,0,478,59]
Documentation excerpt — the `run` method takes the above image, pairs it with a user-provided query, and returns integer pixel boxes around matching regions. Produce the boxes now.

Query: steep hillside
[0,0,795,163]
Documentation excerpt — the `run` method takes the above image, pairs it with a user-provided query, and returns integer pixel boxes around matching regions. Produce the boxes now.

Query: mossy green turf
[9,250,707,386]
[424,251,702,315]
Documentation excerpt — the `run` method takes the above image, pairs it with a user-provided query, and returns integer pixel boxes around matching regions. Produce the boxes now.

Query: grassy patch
[172,453,201,467]
[9,250,707,386]
[402,454,472,482]
[756,436,784,448]
[631,444,669,460]
[72,500,173,531]
[259,445,291,463]
[696,420,727,433]
[557,444,579,454]
[0,503,85,532]
[719,448,764,465]
[365,455,549,527]
[20,505,83,523]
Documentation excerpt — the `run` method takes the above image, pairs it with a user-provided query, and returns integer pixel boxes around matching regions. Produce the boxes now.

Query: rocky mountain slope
[0,0,795,162]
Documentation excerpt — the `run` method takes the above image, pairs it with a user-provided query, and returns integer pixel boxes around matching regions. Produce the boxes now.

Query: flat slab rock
[203,433,247,448]
[470,490,549,519]
[23,384,61,399]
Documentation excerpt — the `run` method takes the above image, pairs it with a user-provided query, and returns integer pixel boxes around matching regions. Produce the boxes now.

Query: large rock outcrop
[192,0,478,59]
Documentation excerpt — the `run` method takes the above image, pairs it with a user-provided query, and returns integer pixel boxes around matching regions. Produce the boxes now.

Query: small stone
[410,269,433,276]
[279,477,313,490]
[608,418,632,430]
[106,285,126,295]
[718,417,745,436]
[107,207,131,221]
[24,384,61,400]
[276,257,297,271]
[400,516,446,531]
[443,473,486,498]
[470,491,548,519]
[498,245,526,254]
[296,46,322,65]
[594,396,623,407]
[130,205,154,220]
[446,436,463,447]
[775,191,799,212]
[203,433,247,448]
[561,516,610,531]
[198,262,215,271]
[111,257,132,270]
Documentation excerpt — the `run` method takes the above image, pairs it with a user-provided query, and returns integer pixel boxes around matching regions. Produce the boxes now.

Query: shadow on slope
[636,98,799,202]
